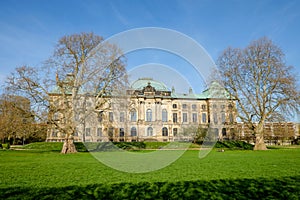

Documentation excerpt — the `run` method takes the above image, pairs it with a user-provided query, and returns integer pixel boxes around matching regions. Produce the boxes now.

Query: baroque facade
[46,78,237,142]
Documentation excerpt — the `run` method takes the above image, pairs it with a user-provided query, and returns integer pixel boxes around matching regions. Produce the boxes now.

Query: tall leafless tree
[5,32,127,153]
[217,37,299,150]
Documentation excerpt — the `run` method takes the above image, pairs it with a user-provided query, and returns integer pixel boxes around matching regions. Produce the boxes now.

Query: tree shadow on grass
[2,176,299,200]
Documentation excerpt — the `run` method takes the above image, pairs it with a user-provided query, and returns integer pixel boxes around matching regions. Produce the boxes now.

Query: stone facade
[46,78,237,142]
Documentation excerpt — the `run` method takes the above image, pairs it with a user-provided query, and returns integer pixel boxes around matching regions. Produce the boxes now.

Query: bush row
[21,141,254,152]
[83,141,167,152]
[1,176,299,200]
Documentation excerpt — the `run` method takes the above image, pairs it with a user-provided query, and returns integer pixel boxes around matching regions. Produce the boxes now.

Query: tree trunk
[254,134,268,150]
[61,135,77,154]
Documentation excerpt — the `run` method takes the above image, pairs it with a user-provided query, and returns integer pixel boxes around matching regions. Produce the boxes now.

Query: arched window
[162,127,168,136]
[146,109,152,122]
[147,127,153,136]
[131,127,137,136]
[130,109,137,122]
[162,109,168,122]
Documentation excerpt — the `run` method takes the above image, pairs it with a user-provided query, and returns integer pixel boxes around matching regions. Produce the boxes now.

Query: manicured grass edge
[18,140,255,152]
[1,176,299,200]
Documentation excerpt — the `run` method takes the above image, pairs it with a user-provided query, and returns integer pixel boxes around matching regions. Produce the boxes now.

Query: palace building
[46,78,237,142]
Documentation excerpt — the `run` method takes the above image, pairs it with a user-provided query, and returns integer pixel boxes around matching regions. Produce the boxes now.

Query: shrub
[22,142,62,151]
[0,143,2,149]
[215,141,253,150]
[2,143,10,149]
[74,142,88,152]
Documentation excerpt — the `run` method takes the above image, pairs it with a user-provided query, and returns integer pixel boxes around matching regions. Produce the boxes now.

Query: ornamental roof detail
[131,78,169,92]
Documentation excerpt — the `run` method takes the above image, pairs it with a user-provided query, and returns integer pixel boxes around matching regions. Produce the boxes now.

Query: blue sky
[0,0,299,94]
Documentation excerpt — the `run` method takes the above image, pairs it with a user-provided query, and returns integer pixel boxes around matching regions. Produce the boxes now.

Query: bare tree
[5,32,127,153]
[217,37,299,150]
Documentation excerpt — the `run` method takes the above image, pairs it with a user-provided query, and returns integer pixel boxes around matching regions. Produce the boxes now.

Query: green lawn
[1,145,300,199]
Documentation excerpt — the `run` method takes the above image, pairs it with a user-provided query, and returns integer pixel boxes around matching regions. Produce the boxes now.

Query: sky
[0,0,300,94]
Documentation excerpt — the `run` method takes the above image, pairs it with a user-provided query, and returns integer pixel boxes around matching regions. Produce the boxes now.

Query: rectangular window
[53,113,59,120]
[97,128,102,137]
[173,104,177,109]
[162,110,168,122]
[86,101,92,107]
[52,129,58,137]
[201,105,206,110]
[202,113,207,123]
[213,113,218,124]
[74,113,80,122]
[182,104,187,109]
[146,109,152,122]
[85,128,91,136]
[221,113,226,124]
[119,128,125,137]
[108,127,114,138]
[98,112,103,122]
[192,113,197,123]
[74,129,78,136]
[130,110,137,122]
[229,113,234,123]
[120,112,125,122]
[192,104,197,110]
[173,113,178,123]
[183,113,188,122]
[109,112,113,122]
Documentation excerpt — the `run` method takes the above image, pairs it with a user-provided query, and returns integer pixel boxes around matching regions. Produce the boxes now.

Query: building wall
[46,95,237,142]
[46,91,298,143]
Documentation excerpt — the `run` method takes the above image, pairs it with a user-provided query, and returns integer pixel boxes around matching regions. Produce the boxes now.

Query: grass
[1,147,300,187]
[1,143,300,199]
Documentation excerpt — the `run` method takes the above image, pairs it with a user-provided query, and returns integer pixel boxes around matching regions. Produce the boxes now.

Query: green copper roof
[130,78,230,99]
[131,78,170,91]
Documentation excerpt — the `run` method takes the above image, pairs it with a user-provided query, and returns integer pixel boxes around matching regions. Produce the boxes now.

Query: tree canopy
[5,32,127,153]
[217,37,299,150]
